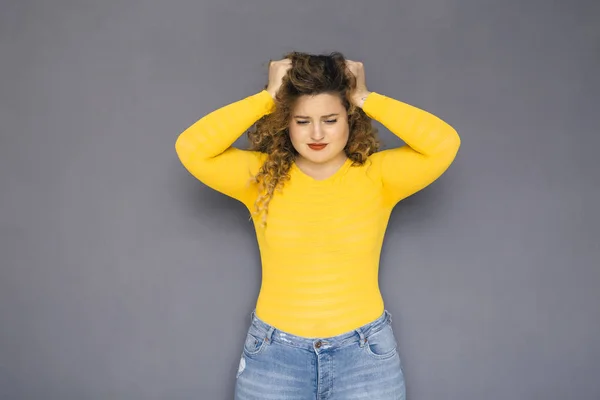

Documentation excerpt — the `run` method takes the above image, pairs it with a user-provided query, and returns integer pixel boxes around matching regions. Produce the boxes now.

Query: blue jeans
[234,309,406,400]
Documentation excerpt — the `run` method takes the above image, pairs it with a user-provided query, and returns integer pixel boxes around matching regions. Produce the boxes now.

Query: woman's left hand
[346,60,372,108]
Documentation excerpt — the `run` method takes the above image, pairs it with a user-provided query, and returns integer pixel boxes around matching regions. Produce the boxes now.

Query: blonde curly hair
[247,51,380,226]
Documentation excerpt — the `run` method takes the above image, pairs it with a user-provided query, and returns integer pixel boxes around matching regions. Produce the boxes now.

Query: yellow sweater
[175,90,460,337]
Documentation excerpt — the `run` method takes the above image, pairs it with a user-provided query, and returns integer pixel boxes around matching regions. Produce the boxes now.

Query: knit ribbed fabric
[176,90,460,337]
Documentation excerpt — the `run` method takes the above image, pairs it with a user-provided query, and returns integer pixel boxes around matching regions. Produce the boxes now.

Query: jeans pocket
[363,323,398,360]
[243,331,267,356]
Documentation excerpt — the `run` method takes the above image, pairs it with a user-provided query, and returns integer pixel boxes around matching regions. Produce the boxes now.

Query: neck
[294,153,348,180]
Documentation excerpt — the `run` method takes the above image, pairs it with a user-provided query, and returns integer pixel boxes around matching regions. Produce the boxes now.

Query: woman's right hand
[266,58,292,99]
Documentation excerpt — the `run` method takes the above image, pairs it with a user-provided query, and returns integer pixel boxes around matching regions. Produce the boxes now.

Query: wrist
[266,88,277,100]
[353,91,372,108]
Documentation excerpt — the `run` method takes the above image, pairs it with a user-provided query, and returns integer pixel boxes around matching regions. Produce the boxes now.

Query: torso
[252,158,394,338]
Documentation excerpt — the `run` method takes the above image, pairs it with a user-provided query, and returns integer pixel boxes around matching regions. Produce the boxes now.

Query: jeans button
[315,340,322,348]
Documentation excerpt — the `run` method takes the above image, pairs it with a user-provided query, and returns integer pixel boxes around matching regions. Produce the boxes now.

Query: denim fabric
[234,309,406,400]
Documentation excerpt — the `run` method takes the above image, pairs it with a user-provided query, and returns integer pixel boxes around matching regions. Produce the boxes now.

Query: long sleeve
[363,92,461,205]
[175,90,275,208]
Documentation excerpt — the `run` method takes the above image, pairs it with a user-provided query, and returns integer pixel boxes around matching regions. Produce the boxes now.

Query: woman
[175,51,460,399]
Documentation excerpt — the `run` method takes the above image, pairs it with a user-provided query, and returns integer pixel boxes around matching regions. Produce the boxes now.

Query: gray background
[1,0,598,398]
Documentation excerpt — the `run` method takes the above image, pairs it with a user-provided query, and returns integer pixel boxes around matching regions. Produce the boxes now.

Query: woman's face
[288,93,349,166]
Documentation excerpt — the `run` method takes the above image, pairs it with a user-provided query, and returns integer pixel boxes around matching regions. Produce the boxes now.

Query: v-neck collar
[291,157,352,185]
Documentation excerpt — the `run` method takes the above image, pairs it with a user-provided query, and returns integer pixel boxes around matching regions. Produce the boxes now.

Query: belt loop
[265,326,275,344]
[385,309,392,324]
[355,327,367,347]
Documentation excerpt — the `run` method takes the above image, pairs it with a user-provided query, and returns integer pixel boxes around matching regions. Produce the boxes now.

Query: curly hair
[247,51,380,226]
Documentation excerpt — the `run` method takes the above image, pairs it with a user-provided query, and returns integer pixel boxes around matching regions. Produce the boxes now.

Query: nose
[310,124,325,141]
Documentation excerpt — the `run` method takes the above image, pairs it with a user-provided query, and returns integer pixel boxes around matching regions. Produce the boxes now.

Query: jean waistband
[247,309,392,351]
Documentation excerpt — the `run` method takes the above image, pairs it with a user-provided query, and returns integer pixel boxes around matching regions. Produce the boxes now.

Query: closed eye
[296,119,337,125]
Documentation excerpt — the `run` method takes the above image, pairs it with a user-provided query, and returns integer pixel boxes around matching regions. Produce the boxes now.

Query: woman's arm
[175,90,275,208]
[362,92,461,205]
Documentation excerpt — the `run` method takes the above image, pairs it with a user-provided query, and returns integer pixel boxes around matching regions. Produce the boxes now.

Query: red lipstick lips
[308,143,328,151]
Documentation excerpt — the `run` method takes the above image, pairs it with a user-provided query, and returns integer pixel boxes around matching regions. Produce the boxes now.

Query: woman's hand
[266,58,293,99]
[346,60,372,108]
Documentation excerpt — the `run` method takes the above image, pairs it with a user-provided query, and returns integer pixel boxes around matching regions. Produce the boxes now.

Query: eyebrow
[293,113,339,119]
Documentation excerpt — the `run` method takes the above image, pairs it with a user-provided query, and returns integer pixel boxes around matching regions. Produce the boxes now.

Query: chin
[295,145,345,164]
